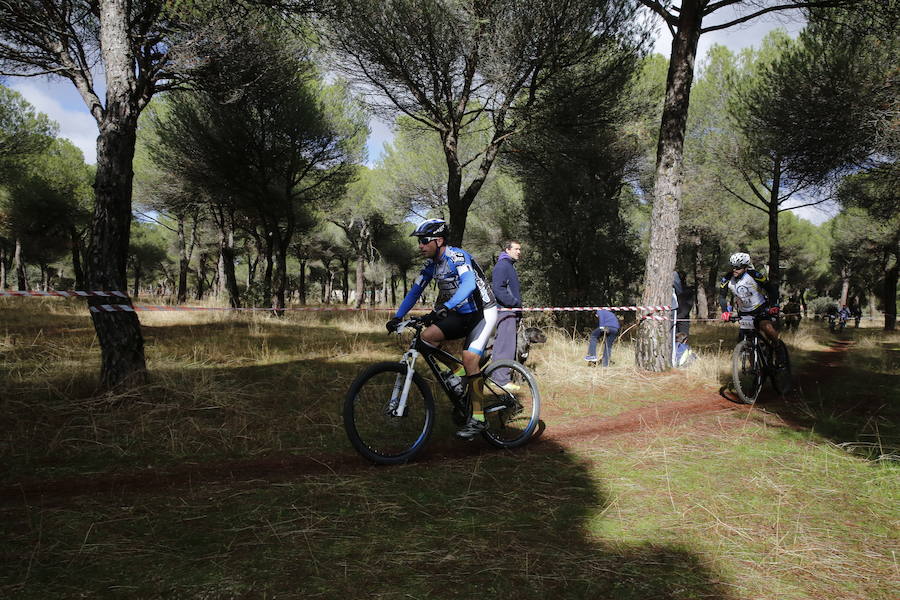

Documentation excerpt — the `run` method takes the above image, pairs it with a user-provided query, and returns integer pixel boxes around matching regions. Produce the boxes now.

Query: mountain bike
[343,316,541,465]
[730,314,792,404]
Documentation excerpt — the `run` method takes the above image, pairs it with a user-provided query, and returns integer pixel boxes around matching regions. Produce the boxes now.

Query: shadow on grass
[2,309,737,598]
[0,437,737,599]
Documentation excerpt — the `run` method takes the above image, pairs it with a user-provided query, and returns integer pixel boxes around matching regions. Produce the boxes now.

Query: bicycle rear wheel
[732,340,764,404]
[344,362,435,465]
[770,341,793,395]
[479,359,540,448]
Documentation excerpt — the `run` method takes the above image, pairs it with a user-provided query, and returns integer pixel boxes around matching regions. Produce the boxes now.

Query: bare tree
[325,0,646,245]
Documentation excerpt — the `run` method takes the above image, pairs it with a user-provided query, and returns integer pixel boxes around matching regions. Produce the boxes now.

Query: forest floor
[1,301,898,599]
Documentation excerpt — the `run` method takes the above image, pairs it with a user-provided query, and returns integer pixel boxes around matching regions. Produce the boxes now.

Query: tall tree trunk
[767,155,782,297]
[0,245,7,289]
[390,272,397,306]
[635,2,702,371]
[354,253,365,309]
[325,268,335,305]
[692,237,709,320]
[273,230,292,314]
[176,215,189,303]
[70,226,85,290]
[196,251,209,300]
[13,238,27,290]
[262,232,274,306]
[85,118,146,387]
[341,258,350,304]
[839,265,851,307]
[132,261,142,298]
[40,263,49,291]
[217,227,240,308]
[884,259,897,331]
[402,268,408,297]
[298,259,307,305]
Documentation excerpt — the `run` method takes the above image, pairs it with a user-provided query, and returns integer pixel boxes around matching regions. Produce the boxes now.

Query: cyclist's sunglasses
[731,265,747,270]
[417,236,438,245]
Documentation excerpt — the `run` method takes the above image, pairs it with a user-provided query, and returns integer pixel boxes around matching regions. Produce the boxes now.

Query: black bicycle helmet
[410,218,449,238]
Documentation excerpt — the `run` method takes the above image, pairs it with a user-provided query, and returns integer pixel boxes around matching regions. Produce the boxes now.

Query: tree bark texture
[299,260,307,305]
[273,233,291,314]
[635,3,702,371]
[176,216,190,303]
[80,0,154,388]
[884,261,897,331]
[767,155,782,298]
[354,254,365,309]
[70,225,85,290]
[87,109,148,387]
[341,258,349,304]
[0,246,7,289]
[839,266,850,307]
[217,227,240,308]
[14,238,27,290]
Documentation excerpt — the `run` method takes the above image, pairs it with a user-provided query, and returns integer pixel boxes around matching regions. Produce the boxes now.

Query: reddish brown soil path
[1,338,856,506]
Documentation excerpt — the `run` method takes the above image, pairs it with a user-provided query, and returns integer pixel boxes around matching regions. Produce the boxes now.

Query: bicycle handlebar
[394,315,427,334]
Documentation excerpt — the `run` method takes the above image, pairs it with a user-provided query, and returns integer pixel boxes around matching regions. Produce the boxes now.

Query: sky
[7,7,834,224]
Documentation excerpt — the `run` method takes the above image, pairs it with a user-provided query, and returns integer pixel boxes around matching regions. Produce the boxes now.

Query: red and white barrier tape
[3,290,672,316]
[0,289,128,298]
[8,293,893,321]
[85,304,672,315]
[513,305,672,312]
[88,304,410,313]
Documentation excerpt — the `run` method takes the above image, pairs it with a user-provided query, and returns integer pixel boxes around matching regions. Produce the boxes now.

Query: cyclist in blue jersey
[385,219,499,439]
[719,251,786,363]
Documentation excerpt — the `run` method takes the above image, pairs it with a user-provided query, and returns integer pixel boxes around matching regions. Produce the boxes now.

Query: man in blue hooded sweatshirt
[491,240,522,390]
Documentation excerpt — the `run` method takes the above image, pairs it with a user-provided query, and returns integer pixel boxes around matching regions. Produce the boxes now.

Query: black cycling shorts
[434,309,482,341]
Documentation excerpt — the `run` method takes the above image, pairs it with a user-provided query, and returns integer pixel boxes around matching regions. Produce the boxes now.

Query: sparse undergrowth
[1,299,898,599]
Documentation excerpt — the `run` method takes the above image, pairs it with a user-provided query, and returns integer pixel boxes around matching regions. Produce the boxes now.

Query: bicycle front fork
[387,350,419,417]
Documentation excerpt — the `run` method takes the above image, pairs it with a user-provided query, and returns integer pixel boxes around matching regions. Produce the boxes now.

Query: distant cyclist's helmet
[410,219,449,239]
[729,252,751,268]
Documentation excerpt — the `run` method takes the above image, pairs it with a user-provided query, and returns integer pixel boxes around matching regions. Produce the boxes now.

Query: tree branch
[638,0,677,27]
[701,2,846,33]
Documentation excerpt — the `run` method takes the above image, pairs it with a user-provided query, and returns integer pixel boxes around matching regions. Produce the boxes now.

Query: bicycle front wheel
[344,362,435,465]
[732,340,763,404]
[480,359,540,448]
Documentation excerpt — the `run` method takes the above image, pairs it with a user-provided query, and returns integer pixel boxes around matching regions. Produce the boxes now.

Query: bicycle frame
[735,315,775,374]
[390,320,470,419]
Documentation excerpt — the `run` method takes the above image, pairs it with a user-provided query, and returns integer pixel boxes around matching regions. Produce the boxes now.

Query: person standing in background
[673,270,693,337]
[491,240,523,391]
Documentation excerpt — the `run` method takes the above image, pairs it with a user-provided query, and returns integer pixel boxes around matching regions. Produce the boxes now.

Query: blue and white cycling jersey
[395,246,496,317]
[718,269,778,313]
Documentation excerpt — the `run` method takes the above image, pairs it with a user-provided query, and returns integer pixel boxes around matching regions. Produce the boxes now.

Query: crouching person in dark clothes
[585,309,621,367]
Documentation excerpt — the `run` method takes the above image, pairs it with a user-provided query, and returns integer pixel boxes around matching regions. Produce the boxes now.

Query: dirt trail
[1,338,857,506]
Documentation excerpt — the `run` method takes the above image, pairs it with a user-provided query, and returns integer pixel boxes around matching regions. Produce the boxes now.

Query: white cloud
[9,78,98,164]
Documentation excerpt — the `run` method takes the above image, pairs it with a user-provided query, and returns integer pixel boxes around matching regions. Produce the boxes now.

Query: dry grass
[2,301,899,599]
